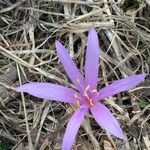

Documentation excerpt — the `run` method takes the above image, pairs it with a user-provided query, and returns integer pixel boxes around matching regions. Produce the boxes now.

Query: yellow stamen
[77,79,80,83]
[76,101,80,107]
[85,85,90,91]
[74,93,78,98]
[89,99,94,106]
[83,93,86,96]
[83,92,89,98]
[92,89,97,93]
[76,79,85,90]
[74,93,82,100]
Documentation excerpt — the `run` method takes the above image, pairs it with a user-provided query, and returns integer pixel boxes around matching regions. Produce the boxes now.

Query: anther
[74,93,78,98]
[92,89,97,93]
[83,93,88,97]
[76,101,80,107]
[74,93,82,100]
[89,99,94,106]
[77,79,80,83]
[83,92,90,100]
[76,79,85,90]
[85,85,90,91]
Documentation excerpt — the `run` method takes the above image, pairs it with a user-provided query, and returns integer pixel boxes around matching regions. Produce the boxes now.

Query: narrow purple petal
[95,74,146,101]
[90,103,124,139]
[16,82,79,104]
[85,28,100,90]
[55,41,86,92]
[62,107,88,150]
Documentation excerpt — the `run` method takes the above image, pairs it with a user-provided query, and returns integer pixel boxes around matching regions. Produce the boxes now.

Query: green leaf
[138,99,149,109]
[0,139,10,150]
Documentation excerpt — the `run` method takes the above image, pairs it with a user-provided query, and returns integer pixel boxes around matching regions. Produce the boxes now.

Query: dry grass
[0,0,150,149]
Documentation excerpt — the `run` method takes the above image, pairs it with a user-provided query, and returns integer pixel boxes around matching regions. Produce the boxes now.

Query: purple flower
[16,28,146,150]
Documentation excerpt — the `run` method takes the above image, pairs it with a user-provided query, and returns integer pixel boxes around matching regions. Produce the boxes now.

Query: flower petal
[96,74,146,101]
[16,82,79,104]
[55,41,86,92]
[85,28,100,90]
[90,103,124,139]
[62,107,88,150]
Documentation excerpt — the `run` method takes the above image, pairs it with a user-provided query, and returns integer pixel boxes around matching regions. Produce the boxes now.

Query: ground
[0,0,150,150]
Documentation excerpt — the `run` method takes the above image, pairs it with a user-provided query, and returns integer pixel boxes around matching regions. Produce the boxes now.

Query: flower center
[74,79,98,107]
